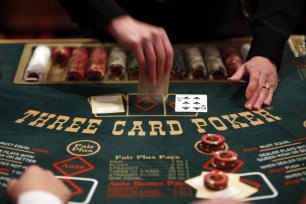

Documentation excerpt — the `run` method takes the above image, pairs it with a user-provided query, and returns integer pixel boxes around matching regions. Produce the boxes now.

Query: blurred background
[0,0,305,40]
[0,0,82,39]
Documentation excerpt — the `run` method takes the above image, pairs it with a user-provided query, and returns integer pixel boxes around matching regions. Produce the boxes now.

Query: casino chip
[202,45,228,80]
[212,150,238,169]
[240,43,251,62]
[24,45,51,82]
[66,47,88,81]
[127,53,139,80]
[107,47,127,80]
[204,171,229,191]
[51,46,71,67]
[185,47,208,79]
[170,48,187,80]
[201,134,226,154]
[86,47,107,81]
[220,46,243,77]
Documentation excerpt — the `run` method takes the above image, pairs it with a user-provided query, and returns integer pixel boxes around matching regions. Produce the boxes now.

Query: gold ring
[262,82,270,90]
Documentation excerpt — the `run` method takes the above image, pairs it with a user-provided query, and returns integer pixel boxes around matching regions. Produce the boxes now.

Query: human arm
[59,0,173,86]
[228,0,304,110]
[6,165,71,204]
[58,0,126,33]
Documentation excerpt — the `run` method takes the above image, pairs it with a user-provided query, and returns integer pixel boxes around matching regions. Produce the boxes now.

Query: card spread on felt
[89,95,124,114]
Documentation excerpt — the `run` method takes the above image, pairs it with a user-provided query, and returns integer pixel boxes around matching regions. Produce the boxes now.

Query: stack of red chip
[66,47,88,81]
[212,150,238,169]
[86,47,107,81]
[221,46,243,77]
[51,47,71,68]
[204,171,229,191]
[201,134,226,154]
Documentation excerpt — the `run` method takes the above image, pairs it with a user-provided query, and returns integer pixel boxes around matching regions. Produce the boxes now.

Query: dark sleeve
[247,0,304,68]
[87,0,127,31]
[59,0,127,32]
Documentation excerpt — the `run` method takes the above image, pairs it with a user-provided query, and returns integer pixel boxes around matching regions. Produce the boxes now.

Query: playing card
[185,175,203,190]
[89,94,124,114]
[175,94,207,112]
[229,178,259,200]
[196,186,240,199]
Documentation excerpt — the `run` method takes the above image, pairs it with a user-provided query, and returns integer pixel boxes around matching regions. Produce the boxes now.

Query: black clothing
[59,0,303,68]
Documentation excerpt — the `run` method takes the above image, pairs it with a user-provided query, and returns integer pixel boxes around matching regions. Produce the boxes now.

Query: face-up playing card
[175,94,207,112]
[185,174,204,190]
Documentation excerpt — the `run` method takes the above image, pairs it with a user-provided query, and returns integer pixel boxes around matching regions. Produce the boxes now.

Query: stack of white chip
[24,45,51,82]
[240,43,251,62]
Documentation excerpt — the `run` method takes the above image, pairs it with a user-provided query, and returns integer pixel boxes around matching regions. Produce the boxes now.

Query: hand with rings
[228,56,278,110]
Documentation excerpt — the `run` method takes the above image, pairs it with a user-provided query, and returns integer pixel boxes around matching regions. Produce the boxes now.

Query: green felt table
[0,39,305,204]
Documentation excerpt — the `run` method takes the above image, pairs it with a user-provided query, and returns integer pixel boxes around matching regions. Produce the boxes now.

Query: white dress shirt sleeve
[18,190,63,204]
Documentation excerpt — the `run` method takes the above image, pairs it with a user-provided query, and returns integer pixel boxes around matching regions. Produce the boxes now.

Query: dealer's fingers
[153,38,166,84]
[252,69,275,110]
[6,178,18,193]
[252,85,271,110]
[263,76,278,106]
[143,41,157,87]
[245,69,261,100]
[252,72,270,108]
[227,64,246,83]
[6,178,18,203]
[244,71,261,110]
[133,44,146,79]
[247,71,277,110]
[263,88,274,106]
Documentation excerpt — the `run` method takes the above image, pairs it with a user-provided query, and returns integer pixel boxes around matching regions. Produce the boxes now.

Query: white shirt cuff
[18,190,63,204]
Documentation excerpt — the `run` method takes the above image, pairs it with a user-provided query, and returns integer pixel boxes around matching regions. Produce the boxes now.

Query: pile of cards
[88,94,125,115]
[185,171,258,200]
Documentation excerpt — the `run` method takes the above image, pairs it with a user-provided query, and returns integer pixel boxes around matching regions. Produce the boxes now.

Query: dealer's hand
[6,165,71,204]
[107,15,174,87]
[227,56,278,110]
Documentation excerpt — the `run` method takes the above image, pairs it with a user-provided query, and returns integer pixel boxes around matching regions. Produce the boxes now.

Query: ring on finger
[262,82,270,91]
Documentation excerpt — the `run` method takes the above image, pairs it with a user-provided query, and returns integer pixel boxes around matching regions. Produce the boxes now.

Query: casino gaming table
[0,37,305,204]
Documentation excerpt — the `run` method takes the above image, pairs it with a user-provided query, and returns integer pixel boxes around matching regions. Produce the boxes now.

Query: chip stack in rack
[185,47,208,79]
[66,47,88,81]
[203,45,228,80]
[24,45,51,82]
[86,47,107,81]
[107,47,127,80]
[127,53,139,80]
[171,48,187,80]
[51,46,71,68]
[240,43,251,62]
[220,46,243,77]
